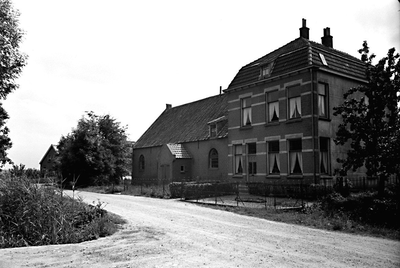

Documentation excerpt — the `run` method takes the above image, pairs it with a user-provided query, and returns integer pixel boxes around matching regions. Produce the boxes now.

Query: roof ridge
[166,93,226,111]
[242,37,309,69]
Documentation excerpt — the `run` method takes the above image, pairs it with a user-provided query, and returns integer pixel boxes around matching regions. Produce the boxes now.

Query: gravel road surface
[1,190,399,267]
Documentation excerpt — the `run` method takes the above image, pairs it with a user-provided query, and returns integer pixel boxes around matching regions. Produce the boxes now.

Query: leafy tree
[0,0,27,167]
[333,42,400,194]
[56,112,131,186]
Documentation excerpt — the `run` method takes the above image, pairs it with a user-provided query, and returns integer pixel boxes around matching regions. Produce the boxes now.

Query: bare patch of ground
[1,191,399,267]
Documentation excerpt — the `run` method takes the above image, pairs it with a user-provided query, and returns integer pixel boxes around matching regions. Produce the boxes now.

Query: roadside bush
[322,190,399,229]
[0,174,124,248]
[169,181,235,199]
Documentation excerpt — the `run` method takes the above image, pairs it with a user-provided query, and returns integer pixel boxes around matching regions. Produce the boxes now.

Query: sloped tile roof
[167,143,191,159]
[227,37,366,90]
[134,94,228,148]
[39,144,58,164]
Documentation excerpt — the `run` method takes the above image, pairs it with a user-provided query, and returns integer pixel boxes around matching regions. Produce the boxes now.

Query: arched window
[209,149,218,168]
[139,155,145,171]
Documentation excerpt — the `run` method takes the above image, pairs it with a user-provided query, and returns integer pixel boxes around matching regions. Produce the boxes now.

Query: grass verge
[200,196,399,241]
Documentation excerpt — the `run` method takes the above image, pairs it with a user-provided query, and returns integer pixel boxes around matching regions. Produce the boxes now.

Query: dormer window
[260,62,273,79]
[209,124,217,138]
[208,116,227,138]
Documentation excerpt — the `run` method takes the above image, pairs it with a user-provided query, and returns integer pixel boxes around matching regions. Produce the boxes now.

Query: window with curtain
[318,83,328,118]
[289,96,301,119]
[320,137,329,174]
[241,97,252,126]
[266,91,279,123]
[139,155,145,171]
[289,139,302,174]
[209,148,219,168]
[234,145,243,174]
[268,141,280,174]
[247,143,257,175]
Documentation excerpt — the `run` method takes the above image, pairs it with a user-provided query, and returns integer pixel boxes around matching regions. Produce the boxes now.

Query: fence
[125,175,399,209]
[333,175,399,194]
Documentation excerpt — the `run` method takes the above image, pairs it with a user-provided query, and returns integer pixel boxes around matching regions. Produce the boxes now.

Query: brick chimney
[321,27,333,48]
[299,18,309,39]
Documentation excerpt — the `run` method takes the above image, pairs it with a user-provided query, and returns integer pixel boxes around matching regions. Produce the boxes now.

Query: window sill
[286,118,302,124]
[233,175,244,178]
[320,175,332,179]
[318,117,331,122]
[240,125,253,130]
[266,174,281,179]
[288,174,303,179]
[265,122,280,127]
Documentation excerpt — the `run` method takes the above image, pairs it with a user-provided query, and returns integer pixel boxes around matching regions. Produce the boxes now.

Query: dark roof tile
[227,38,366,90]
[134,94,228,148]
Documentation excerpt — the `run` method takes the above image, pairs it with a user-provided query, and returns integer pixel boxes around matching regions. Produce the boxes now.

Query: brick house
[132,19,366,185]
[225,19,366,185]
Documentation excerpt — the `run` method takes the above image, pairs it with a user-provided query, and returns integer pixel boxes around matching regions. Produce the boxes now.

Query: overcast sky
[4,0,400,169]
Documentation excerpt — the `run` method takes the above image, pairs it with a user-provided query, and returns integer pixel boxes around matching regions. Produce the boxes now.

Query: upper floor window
[241,97,252,127]
[266,91,279,123]
[247,143,257,175]
[209,148,219,169]
[268,141,280,174]
[318,83,328,118]
[139,155,145,171]
[288,86,302,119]
[289,139,302,174]
[289,96,301,119]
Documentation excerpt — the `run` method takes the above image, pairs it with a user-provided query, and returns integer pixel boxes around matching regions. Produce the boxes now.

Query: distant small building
[39,144,58,174]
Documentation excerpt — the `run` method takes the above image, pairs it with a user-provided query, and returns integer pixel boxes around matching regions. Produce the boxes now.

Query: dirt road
[1,191,399,268]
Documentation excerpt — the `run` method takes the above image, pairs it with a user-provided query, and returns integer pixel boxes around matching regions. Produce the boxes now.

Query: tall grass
[0,173,124,248]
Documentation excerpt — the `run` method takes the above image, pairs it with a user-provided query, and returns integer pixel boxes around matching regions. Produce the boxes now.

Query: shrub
[322,191,399,229]
[0,173,123,248]
[169,181,235,199]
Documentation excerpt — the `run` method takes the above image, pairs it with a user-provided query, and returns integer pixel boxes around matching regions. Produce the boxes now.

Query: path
[1,191,399,267]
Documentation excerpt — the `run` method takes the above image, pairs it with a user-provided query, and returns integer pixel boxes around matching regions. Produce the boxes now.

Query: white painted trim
[264,85,281,93]
[253,101,265,107]
[284,79,303,88]
[238,92,253,98]
[244,138,257,143]
[285,133,303,139]
[265,136,281,141]
[252,92,265,98]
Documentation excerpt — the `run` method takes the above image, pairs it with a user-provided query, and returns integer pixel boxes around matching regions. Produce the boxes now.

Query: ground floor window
[289,139,302,174]
[139,155,145,171]
[234,145,243,174]
[320,137,330,174]
[209,148,219,168]
[268,141,280,174]
[247,143,257,175]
